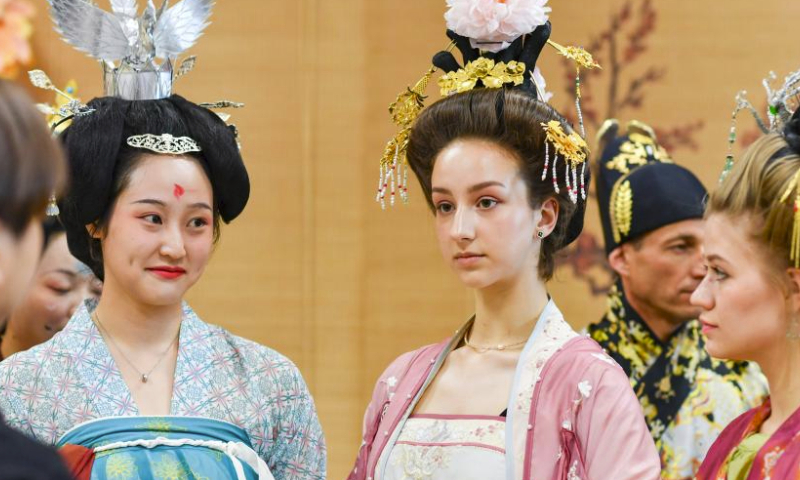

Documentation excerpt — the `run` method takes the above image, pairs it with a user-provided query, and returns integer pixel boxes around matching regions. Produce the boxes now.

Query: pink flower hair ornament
[444,0,551,53]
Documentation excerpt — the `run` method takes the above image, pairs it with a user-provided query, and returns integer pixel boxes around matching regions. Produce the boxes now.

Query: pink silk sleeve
[575,363,662,480]
[348,350,419,480]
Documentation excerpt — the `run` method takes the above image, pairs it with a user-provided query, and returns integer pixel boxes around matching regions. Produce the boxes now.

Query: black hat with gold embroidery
[595,119,707,254]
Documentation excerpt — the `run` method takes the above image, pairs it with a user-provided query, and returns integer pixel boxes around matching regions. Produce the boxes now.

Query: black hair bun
[58,95,250,279]
[784,108,800,154]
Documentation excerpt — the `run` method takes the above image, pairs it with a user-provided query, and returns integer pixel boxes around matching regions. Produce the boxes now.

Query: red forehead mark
[173,184,185,199]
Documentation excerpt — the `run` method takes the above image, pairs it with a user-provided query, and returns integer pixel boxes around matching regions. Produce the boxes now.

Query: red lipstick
[147,266,186,280]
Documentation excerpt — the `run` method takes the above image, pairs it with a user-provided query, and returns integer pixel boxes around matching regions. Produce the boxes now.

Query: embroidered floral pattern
[513,310,579,468]
[0,301,326,479]
[397,417,505,451]
[567,460,581,480]
[516,314,579,416]
[105,453,137,479]
[588,284,768,480]
[386,417,506,480]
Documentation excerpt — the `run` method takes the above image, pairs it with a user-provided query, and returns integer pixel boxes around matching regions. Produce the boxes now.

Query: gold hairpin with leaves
[376,33,600,209]
[547,40,601,138]
[541,120,589,203]
[438,58,526,96]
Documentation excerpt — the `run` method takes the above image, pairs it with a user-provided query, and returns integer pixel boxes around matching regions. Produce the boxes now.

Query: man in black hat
[587,120,767,480]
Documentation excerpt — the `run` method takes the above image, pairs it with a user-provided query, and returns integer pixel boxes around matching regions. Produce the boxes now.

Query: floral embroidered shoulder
[696,399,800,480]
[0,300,326,480]
[349,300,661,480]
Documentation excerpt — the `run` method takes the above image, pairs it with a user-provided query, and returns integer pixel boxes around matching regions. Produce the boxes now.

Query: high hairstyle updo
[406,88,586,281]
[58,95,250,280]
[708,110,800,273]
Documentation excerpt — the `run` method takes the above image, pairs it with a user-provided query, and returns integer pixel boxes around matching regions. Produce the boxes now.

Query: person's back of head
[0,79,67,320]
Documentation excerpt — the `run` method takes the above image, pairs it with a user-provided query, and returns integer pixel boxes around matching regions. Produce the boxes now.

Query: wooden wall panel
[21,0,800,477]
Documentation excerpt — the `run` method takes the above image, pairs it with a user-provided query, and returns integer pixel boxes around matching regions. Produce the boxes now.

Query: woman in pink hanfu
[349,21,660,480]
[693,81,800,480]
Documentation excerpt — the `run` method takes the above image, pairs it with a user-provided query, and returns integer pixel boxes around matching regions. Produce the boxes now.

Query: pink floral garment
[349,301,661,480]
[697,399,800,480]
[381,414,507,479]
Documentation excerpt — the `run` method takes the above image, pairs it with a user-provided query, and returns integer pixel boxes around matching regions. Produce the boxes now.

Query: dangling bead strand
[401,163,409,204]
[552,154,560,193]
[380,163,388,210]
[375,165,384,203]
[542,141,550,181]
[570,164,579,203]
[390,157,397,207]
[580,162,587,200]
[575,73,587,138]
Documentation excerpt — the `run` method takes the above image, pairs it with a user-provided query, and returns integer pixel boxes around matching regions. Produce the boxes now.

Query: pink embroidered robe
[348,301,661,480]
[697,398,800,479]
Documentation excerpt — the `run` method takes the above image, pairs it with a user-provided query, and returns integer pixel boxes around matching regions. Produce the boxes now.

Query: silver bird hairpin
[48,0,214,100]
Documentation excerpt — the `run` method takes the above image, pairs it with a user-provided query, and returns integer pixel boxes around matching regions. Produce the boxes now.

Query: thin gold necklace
[93,311,181,384]
[463,326,529,354]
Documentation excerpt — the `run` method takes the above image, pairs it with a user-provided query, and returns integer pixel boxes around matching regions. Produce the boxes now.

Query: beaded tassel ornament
[541,120,589,203]
[29,70,96,217]
[546,40,600,139]
[378,41,598,208]
[725,67,800,268]
[723,69,800,182]
[377,0,600,209]
[377,64,439,209]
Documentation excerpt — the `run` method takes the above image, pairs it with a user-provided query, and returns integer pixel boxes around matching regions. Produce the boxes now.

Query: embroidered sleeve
[348,349,420,480]
[0,364,27,434]
[0,354,42,442]
[574,362,662,480]
[261,359,327,480]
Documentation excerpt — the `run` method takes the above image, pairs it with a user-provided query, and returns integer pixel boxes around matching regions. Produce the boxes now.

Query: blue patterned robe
[0,301,326,479]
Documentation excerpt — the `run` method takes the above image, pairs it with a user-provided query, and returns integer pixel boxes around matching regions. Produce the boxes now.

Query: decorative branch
[552,0,707,296]
[555,0,704,153]
[653,121,706,152]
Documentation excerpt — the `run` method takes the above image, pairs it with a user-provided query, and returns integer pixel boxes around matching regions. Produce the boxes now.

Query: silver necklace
[93,311,181,383]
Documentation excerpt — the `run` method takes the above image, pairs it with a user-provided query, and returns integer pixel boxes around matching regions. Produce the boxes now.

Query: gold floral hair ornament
[438,58,526,96]
[609,178,633,244]
[779,169,800,268]
[377,66,434,209]
[377,41,455,209]
[541,120,589,203]
[29,69,96,217]
[376,0,600,209]
[604,121,673,175]
[546,40,601,138]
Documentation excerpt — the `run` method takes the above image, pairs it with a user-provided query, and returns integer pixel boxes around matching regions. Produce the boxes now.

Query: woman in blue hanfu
[0,1,325,479]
